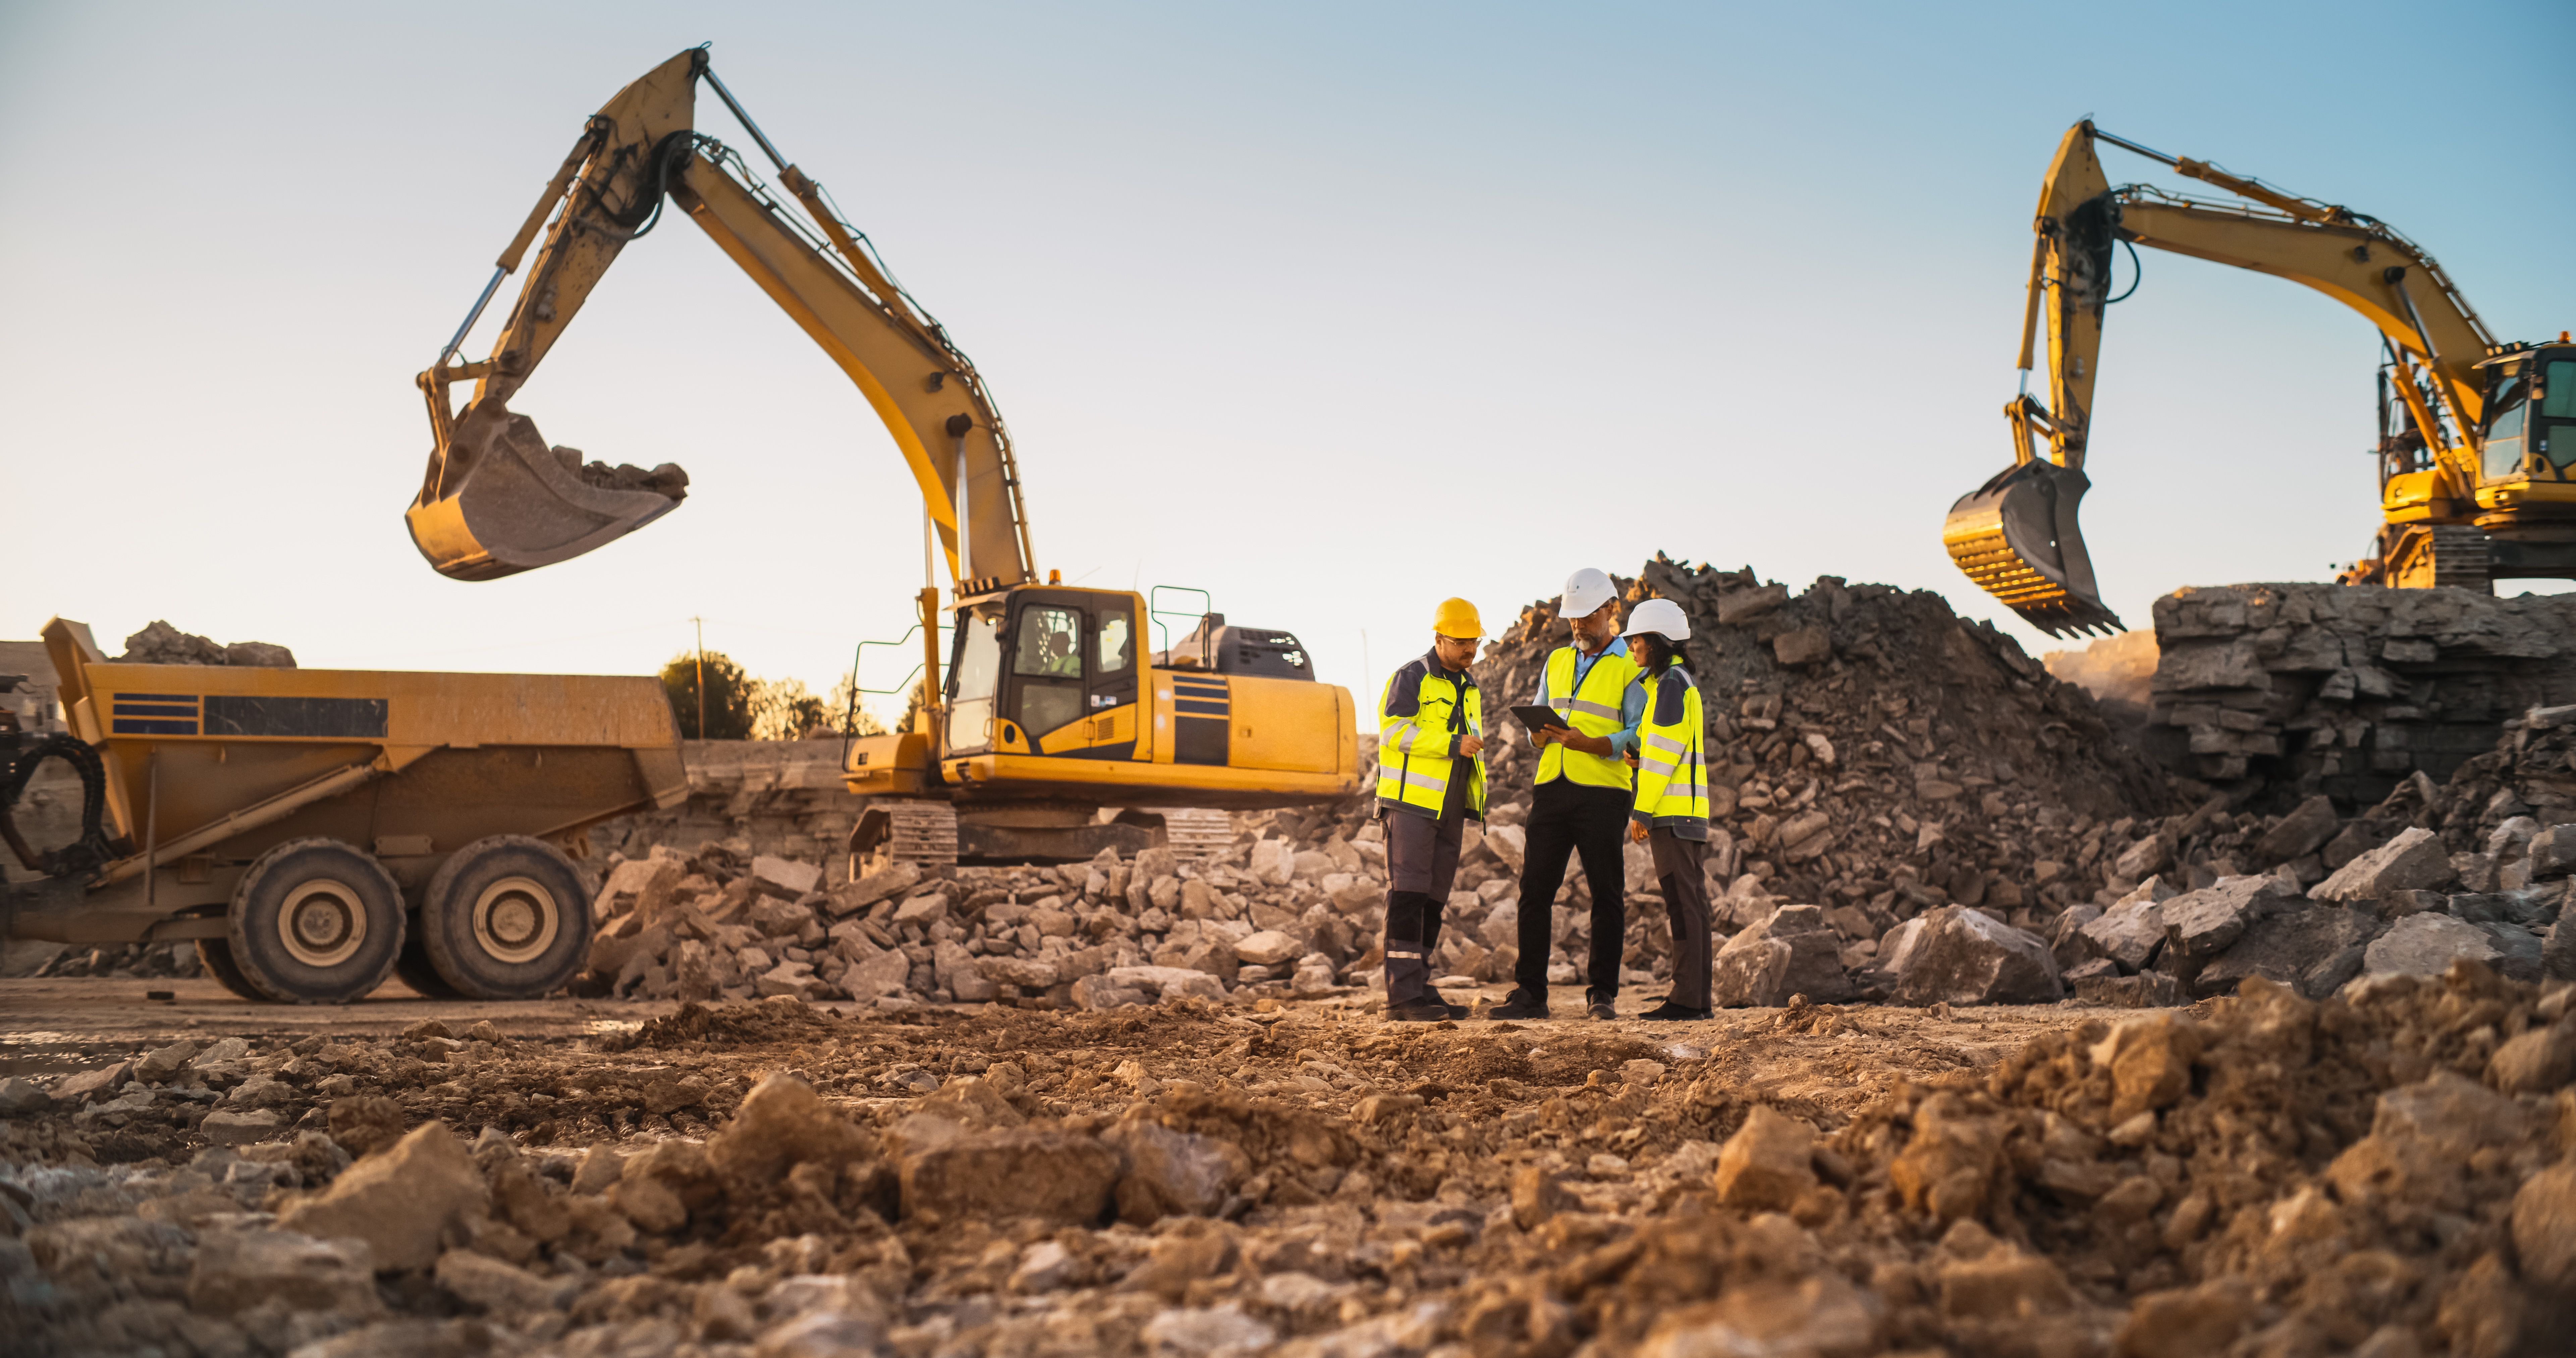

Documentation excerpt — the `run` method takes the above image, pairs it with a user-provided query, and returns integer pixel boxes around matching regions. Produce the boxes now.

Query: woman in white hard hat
[1622,597,1714,1020]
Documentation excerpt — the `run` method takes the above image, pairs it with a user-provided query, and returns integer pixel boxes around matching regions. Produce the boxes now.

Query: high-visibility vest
[1632,665,1709,838]
[1537,644,1638,790]
[1376,654,1485,819]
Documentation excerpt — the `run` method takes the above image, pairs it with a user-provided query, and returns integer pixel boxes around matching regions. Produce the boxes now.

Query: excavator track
[2382,525,2491,593]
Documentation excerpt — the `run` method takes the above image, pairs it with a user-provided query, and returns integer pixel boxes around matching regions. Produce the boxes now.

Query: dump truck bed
[7,619,685,946]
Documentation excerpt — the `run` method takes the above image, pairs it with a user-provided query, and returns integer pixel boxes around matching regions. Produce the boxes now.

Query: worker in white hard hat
[1373,597,1488,1022]
[1491,568,1646,1022]
[1622,598,1713,1020]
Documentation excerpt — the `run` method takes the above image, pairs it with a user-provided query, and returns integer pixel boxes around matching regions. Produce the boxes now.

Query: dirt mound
[629,995,856,1050]
[1469,557,2181,952]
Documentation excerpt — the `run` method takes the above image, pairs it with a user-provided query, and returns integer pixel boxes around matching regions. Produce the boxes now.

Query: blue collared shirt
[1534,637,1648,756]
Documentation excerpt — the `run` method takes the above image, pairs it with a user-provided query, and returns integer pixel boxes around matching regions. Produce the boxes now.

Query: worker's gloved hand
[1459,733,1485,758]
[1628,819,1649,844]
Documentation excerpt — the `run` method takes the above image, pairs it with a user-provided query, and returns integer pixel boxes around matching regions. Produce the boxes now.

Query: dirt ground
[4,971,2571,1358]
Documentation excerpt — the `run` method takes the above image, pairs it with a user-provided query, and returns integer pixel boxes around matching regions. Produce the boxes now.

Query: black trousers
[1651,828,1712,1008]
[1514,778,1630,1001]
[1384,809,1464,1005]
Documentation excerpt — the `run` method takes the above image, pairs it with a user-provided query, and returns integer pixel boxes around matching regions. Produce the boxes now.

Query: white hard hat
[1561,568,1616,619]
[1621,597,1691,642]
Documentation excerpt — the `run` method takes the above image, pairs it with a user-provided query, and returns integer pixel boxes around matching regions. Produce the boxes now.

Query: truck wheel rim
[473,875,559,964]
[278,880,367,967]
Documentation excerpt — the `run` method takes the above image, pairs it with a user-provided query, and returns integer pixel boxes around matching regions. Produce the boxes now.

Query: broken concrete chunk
[2361,912,2503,979]
[277,1121,489,1272]
[1713,1105,1818,1211]
[187,1224,381,1320]
[1710,905,1854,1007]
[2312,826,2456,901]
[2254,795,2339,865]
[750,855,822,900]
[2530,824,2576,880]
[2162,875,2295,959]
[707,1074,874,1181]
[1891,906,2059,1006]
[2081,897,2167,973]
[1110,1120,1248,1224]
[899,1127,1121,1227]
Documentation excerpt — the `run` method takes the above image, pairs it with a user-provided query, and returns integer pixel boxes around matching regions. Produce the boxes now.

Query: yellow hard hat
[1433,597,1483,639]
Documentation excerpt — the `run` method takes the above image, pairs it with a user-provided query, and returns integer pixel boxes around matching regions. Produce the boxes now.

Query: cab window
[1013,607,1083,678]
[1097,612,1133,675]
[2483,370,2529,481]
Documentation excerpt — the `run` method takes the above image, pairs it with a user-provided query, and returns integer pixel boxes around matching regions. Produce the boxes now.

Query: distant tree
[750,677,833,741]
[659,650,756,739]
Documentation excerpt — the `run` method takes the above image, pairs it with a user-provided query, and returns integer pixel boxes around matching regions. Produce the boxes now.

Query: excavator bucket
[1942,459,2124,638]
[406,403,687,582]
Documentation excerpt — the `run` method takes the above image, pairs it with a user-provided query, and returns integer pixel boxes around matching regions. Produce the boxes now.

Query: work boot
[1432,993,1472,1019]
[1587,994,1618,1021]
[1638,1001,1711,1021]
[1488,989,1550,1021]
[1384,998,1452,1023]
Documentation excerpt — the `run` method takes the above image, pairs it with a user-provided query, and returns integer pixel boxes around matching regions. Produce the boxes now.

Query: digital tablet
[1508,704,1570,732]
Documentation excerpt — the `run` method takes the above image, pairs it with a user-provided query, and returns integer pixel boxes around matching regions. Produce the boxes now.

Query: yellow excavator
[406,48,1359,861]
[1945,121,2576,635]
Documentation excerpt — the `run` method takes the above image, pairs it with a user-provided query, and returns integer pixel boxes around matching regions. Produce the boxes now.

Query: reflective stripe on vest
[1632,667,1710,832]
[1537,645,1636,790]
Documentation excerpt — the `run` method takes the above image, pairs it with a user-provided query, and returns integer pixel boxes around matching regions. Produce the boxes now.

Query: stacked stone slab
[2148,583,2576,808]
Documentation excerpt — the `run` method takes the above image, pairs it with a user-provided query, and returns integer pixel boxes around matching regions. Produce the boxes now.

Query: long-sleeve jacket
[1377,649,1486,821]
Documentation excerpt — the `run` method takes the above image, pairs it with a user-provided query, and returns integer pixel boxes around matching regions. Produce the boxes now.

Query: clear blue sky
[6,1,2570,725]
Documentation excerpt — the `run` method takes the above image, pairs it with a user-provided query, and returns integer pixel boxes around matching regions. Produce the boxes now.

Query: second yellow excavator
[405,48,1361,861]
[1945,121,2576,635]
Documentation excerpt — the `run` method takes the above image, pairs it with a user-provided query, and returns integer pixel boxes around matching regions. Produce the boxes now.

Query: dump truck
[0,619,686,1003]
[402,48,1364,864]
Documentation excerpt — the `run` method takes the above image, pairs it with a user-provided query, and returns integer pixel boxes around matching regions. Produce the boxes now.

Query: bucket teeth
[1943,461,2124,639]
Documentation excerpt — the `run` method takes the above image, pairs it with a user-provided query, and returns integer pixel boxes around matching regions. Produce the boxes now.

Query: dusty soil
[6,969,2572,1358]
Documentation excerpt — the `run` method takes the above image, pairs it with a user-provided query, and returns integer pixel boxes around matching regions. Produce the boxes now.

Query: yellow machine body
[10,618,685,945]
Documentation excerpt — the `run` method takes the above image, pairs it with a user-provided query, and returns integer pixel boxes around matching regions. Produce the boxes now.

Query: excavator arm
[1945,121,2500,635]
[405,48,1035,590]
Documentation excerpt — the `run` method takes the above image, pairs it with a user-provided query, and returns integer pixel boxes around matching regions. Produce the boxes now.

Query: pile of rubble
[114,621,295,669]
[5,959,2571,1357]
[2146,582,2576,808]
[576,832,1401,1012]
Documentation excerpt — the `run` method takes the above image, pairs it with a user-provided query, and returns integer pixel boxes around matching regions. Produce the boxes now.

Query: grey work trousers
[1383,809,1465,1005]
[1650,827,1712,1008]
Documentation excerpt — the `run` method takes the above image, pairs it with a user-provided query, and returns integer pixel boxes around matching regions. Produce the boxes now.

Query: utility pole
[692,616,706,740]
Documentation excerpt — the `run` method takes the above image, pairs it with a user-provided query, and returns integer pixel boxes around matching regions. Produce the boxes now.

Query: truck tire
[226,838,406,1004]
[418,836,593,1000]
[194,938,264,1001]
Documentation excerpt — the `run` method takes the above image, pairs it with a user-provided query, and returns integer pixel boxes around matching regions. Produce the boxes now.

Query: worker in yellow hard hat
[1373,597,1487,1022]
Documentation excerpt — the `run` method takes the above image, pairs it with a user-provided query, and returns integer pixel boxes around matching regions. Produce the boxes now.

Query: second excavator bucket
[1943,459,2124,638]
[406,403,688,582]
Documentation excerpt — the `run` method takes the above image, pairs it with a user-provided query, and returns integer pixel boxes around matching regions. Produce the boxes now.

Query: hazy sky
[7,1,2571,727]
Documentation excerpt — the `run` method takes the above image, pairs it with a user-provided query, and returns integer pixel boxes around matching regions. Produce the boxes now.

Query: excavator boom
[405,49,1034,590]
